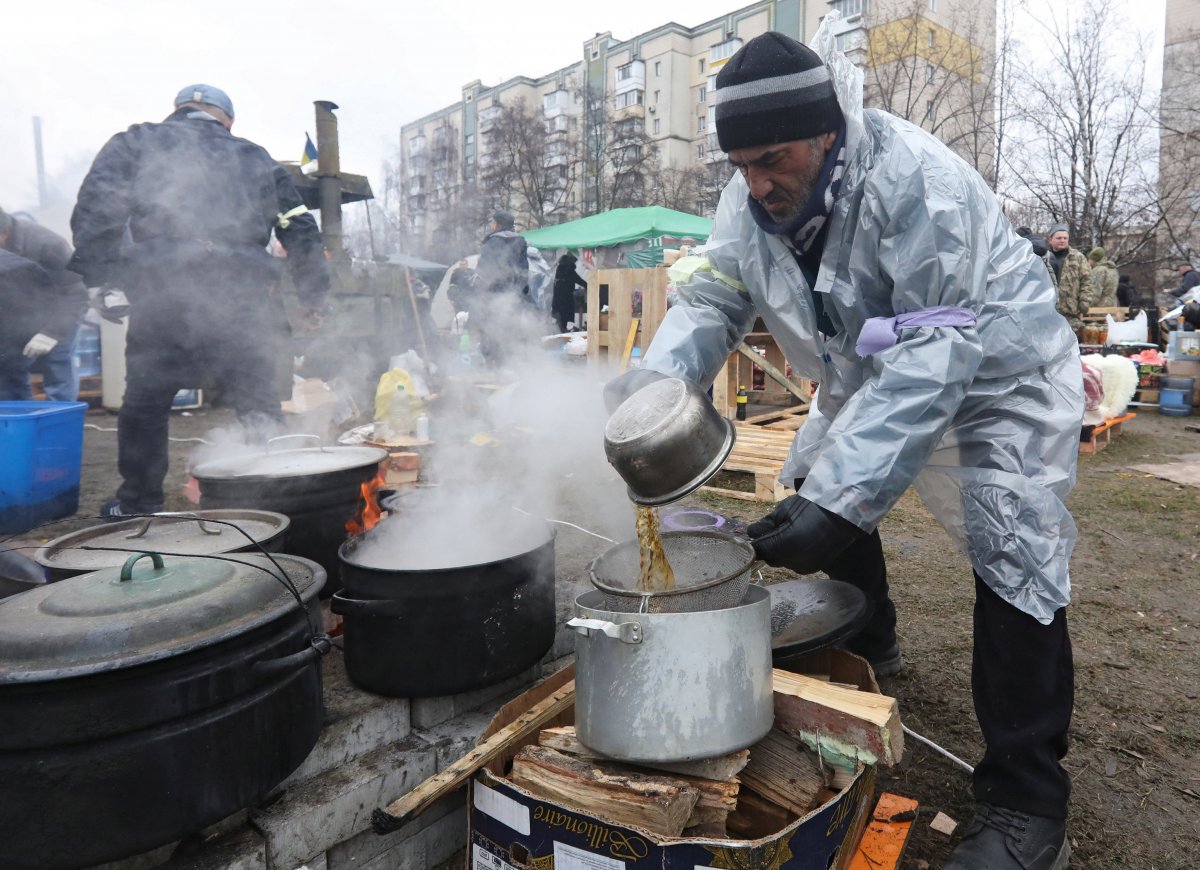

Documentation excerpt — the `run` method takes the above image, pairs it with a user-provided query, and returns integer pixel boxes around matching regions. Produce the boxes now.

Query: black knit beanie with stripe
[714,32,844,153]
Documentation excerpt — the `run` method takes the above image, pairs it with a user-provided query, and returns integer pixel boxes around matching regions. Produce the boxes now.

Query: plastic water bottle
[458,333,473,367]
[387,385,413,439]
[415,413,430,442]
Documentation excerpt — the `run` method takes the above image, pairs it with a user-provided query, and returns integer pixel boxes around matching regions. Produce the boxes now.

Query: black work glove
[602,368,669,414]
[747,495,866,575]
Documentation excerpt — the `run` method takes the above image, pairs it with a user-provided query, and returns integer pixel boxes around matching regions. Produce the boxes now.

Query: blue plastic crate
[0,401,88,534]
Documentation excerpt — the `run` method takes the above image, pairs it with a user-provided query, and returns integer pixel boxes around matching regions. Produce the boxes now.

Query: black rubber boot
[944,803,1070,869]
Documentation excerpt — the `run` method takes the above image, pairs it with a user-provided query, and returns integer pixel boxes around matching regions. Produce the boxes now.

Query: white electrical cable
[903,724,975,774]
[513,507,617,544]
[85,423,210,445]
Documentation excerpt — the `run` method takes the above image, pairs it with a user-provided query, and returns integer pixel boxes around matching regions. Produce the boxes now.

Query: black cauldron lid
[190,445,387,480]
[0,552,324,683]
[33,510,291,574]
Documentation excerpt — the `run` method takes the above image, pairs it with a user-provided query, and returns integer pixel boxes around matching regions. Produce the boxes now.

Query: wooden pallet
[701,423,796,503]
[1079,412,1136,455]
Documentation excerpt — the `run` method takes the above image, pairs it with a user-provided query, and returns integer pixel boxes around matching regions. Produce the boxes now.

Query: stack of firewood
[507,668,903,840]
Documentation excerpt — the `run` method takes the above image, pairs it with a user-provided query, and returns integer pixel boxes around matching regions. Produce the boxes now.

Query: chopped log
[772,668,904,767]
[538,726,750,781]
[510,746,699,837]
[726,788,798,839]
[739,729,830,817]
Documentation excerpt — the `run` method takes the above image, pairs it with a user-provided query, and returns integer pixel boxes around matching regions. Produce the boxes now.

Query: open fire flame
[346,469,386,536]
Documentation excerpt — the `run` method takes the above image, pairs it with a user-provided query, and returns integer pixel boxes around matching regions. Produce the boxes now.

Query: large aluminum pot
[569,584,773,763]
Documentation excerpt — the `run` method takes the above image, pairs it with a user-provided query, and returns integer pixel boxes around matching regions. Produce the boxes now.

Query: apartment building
[1157,0,1200,283]
[398,0,996,260]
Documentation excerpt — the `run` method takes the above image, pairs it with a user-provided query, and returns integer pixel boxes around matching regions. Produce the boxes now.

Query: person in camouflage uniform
[1088,247,1119,308]
[1043,223,1092,333]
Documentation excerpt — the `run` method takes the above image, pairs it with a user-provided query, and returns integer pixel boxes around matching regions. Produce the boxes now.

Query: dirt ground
[9,401,1199,869]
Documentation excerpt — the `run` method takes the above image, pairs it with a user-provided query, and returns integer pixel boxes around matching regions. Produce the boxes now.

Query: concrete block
[409,665,541,729]
[333,804,467,870]
[413,707,497,771]
[250,737,437,870]
[164,825,267,870]
[285,650,412,786]
[326,793,463,870]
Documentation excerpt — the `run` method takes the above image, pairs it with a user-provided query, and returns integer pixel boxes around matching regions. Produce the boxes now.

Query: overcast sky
[1,0,742,229]
[1,0,1164,236]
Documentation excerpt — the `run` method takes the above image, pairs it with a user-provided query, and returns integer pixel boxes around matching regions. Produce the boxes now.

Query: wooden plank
[481,665,575,774]
[737,342,809,404]
[743,405,808,425]
[509,745,700,837]
[772,669,904,767]
[609,270,633,369]
[538,726,749,781]
[848,793,919,870]
[372,680,575,832]
[586,276,602,366]
[640,267,668,352]
[739,729,830,817]
[619,317,641,373]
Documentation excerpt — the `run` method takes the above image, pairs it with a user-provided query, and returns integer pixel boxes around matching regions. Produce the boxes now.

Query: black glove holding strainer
[747,494,865,575]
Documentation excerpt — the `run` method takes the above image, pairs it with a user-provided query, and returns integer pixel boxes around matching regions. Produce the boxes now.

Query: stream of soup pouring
[635,504,676,592]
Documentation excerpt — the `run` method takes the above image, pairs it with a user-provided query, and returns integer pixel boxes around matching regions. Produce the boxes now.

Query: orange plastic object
[848,792,920,870]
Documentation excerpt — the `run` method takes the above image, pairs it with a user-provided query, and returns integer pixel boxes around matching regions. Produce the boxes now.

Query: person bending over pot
[605,29,1080,870]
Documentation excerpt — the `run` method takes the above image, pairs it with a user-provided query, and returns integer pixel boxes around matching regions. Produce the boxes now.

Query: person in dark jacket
[551,252,587,333]
[472,210,530,365]
[1170,261,1200,299]
[1015,225,1049,258]
[69,84,330,517]
[0,208,88,401]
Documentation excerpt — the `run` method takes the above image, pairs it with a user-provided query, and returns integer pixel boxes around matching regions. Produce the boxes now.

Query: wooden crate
[701,423,797,503]
[586,267,669,368]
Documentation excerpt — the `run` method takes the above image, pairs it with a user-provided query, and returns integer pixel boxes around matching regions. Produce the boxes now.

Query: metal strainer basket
[587,530,758,614]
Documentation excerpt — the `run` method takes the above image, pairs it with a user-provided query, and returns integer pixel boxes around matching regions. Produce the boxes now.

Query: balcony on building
[431,125,455,163]
[478,105,502,133]
[543,88,572,118]
[613,88,645,120]
[709,37,743,67]
[545,113,571,138]
[614,60,646,96]
[827,0,869,19]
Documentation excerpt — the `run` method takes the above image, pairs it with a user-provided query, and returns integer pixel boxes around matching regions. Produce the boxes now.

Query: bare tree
[581,83,659,213]
[862,0,1003,179]
[999,0,1157,261]
[479,98,581,227]
[650,162,707,213]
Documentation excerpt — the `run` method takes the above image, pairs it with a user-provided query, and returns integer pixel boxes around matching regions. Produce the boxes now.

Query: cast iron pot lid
[190,445,387,481]
[0,552,324,684]
[34,510,291,574]
[768,578,871,660]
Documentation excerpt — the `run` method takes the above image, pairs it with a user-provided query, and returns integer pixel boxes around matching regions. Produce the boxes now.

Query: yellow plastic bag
[373,370,424,422]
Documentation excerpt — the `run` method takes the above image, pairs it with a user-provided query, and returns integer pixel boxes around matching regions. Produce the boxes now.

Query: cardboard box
[1165,359,1200,404]
[282,378,337,414]
[468,652,879,870]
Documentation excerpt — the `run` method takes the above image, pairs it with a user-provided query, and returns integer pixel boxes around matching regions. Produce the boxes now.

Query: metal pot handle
[251,635,333,682]
[566,617,643,644]
[330,593,409,618]
[124,512,223,540]
[266,434,328,452]
[119,552,165,581]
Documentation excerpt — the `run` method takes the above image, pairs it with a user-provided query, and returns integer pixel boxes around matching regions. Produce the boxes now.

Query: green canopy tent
[521,206,711,250]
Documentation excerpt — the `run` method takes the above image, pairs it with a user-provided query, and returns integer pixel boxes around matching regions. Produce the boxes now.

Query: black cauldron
[332,507,555,697]
[0,552,327,869]
[191,440,387,589]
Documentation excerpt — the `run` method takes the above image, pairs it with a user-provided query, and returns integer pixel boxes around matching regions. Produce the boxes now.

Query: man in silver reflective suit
[606,28,1080,870]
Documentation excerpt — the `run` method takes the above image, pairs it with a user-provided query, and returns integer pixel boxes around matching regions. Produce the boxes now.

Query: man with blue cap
[605,22,1080,870]
[69,84,331,517]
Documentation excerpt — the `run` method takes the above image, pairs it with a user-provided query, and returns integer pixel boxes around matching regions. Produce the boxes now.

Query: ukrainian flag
[301,133,318,166]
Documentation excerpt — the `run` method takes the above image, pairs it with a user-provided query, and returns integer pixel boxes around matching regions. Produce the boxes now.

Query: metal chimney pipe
[314,100,343,258]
